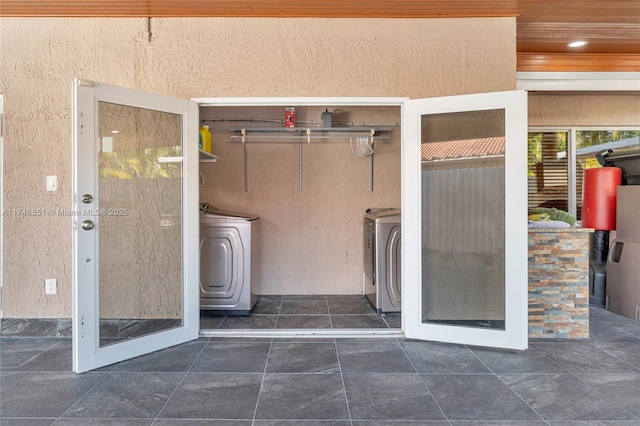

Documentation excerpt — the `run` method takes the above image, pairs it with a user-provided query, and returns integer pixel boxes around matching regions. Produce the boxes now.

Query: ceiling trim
[517,71,640,91]
[517,53,640,72]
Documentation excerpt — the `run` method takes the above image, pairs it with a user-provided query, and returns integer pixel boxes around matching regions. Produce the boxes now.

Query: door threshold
[199,328,404,339]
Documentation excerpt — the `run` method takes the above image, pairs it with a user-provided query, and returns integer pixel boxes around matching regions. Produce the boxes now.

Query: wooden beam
[0,1,519,18]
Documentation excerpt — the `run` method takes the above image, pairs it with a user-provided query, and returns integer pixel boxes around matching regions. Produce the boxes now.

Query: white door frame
[0,94,3,318]
[72,79,200,373]
[196,96,408,340]
[402,90,529,350]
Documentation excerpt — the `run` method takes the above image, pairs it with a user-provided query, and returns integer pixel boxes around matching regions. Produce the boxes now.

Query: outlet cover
[45,278,57,295]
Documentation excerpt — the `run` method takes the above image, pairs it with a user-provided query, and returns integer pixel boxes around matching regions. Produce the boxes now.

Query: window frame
[528,126,640,221]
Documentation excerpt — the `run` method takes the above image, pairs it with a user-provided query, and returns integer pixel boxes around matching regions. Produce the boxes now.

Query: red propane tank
[582,167,622,230]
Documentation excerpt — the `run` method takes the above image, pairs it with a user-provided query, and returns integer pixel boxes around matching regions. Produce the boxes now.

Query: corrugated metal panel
[422,165,505,254]
[421,164,505,321]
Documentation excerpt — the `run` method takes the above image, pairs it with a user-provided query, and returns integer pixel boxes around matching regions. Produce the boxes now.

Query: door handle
[81,220,94,231]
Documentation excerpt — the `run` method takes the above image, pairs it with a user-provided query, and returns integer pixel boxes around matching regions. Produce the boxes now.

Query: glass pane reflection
[421,109,506,330]
[97,102,183,346]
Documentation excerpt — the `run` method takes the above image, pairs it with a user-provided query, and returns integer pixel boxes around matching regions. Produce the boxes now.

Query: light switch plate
[46,175,57,191]
[45,278,57,295]
[102,136,113,153]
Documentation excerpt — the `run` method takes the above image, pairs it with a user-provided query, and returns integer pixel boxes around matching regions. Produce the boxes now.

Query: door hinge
[78,79,94,87]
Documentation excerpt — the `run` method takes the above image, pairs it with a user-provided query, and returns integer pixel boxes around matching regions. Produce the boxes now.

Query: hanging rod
[230,126,392,133]
[230,135,391,142]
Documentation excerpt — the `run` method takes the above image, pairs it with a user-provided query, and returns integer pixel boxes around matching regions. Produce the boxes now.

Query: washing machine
[200,203,259,315]
[363,208,401,313]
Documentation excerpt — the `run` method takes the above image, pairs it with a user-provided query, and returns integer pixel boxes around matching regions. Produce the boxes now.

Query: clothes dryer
[363,208,401,313]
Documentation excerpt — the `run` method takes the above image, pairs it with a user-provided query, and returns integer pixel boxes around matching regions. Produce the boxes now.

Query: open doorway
[197,102,403,333]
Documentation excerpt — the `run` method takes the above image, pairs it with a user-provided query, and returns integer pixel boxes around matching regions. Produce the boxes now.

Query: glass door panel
[403,90,528,350]
[421,109,506,330]
[97,102,184,347]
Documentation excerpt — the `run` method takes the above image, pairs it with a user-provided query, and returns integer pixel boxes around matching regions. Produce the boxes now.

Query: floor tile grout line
[396,336,450,422]
[591,343,640,373]
[333,337,354,425]
[326,297,334,328]
[465,344,548,422]
[53,367,114,422]
[273,296,284,329]
[2,344,55,370]
[217,316,227,329]
[150,337,211,425]
[568,371,640,421]
[251,337,274,425]
[534,339,640,373]
[0,369,34,391]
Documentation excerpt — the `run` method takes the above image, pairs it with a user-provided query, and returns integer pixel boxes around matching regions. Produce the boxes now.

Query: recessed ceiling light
[111,130,120,134]
[567,40,588,48]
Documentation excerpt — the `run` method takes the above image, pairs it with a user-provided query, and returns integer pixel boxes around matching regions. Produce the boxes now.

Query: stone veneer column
[528,228,591,339]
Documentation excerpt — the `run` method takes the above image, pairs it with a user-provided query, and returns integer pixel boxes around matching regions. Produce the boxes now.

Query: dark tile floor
[1,305,640,425]
[200,295,401,330]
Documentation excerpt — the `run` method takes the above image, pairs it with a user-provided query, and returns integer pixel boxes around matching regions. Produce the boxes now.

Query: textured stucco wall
[529,93,640,127]
[0,17,516,318]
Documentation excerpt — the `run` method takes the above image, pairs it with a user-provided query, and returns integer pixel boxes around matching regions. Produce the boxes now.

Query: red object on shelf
[285,107,295,128]
[582,167,622,230]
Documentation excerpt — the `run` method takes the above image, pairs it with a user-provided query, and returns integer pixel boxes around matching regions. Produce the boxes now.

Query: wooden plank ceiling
[2,0,639,71]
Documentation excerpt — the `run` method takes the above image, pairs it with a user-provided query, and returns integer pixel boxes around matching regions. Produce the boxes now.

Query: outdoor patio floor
[1,305,640,425]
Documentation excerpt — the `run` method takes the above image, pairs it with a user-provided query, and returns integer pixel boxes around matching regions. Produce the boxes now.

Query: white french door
[402,90,528,350]
[72,79,200,373]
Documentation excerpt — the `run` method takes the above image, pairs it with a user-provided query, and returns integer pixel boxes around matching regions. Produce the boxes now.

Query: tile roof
[421,136,505,161]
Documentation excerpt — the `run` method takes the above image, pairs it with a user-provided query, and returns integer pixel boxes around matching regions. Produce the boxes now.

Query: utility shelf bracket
[230,125,393,192]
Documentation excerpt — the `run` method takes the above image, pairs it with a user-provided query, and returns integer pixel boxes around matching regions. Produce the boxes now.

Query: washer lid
[364,207,401,221]
[200,203,259,221]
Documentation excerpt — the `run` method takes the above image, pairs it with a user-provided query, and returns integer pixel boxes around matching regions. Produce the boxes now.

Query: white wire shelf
[230,126,392,143]
[199,149,219,163]
[230,126,393,133]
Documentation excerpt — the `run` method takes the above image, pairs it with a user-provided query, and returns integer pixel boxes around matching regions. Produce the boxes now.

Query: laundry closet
[197,100,402,303]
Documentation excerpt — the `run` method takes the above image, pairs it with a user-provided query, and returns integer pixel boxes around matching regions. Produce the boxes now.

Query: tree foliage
[576,130,640,148]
